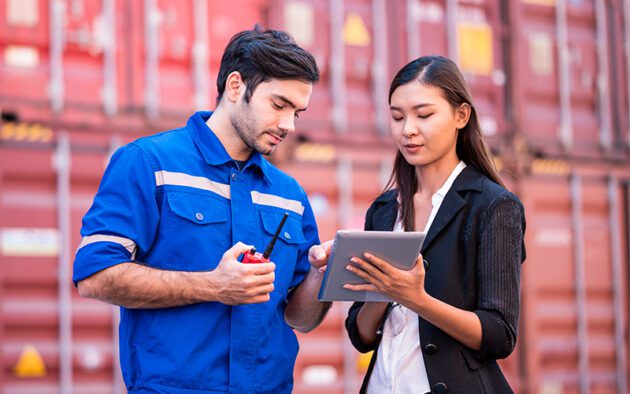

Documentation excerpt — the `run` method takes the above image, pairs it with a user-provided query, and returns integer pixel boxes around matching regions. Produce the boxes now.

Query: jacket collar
[421,165,484,251]
[187,111,273,184]
[375,166,485,250]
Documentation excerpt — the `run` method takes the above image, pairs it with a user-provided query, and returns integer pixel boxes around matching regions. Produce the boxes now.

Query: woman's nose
[401,119,418,137]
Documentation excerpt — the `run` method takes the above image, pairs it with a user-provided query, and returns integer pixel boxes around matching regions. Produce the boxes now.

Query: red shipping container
[518,165,630,393]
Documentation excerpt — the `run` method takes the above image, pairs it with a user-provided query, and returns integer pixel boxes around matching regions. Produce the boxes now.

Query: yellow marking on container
[40,126,53,142]
[13,344,47,378]
[458,23,493,76]
[1,123,54,142]
[343,13,371,46]
[14,123,30,141]
[1,122,15,140]
[522,0,555,6]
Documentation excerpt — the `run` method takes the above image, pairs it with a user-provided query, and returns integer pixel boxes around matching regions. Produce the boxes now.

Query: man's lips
[267,133,285,144]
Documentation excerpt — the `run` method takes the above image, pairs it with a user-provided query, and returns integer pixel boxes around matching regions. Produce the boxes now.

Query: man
[73,26,331,394]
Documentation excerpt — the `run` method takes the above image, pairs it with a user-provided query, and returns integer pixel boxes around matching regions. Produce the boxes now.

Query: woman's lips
[404,143,423,153]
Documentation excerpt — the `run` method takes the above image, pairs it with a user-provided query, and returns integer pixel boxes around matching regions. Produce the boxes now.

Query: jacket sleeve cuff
[472,309,517,361]
[345,302,377,353]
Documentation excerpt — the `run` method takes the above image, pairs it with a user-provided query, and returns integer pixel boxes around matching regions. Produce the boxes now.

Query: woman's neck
[415,156,460,196]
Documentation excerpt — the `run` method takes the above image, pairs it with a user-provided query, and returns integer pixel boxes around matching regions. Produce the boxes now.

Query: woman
[344,56,526,393]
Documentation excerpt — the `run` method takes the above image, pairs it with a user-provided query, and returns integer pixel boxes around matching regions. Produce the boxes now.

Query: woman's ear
[225,71,245,102]
[455,103,471,129]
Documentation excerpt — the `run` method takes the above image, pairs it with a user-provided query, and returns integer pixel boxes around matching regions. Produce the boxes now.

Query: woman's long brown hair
[384,56,504,231]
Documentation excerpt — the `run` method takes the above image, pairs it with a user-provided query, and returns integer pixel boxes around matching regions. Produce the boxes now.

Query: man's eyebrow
[390,103,436,111]
[272,95,307,112]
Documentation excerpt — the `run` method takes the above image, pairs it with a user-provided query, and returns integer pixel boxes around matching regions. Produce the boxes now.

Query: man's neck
[205,108,251,161]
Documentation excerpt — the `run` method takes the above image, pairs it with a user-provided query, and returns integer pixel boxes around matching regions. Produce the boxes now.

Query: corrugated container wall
[507,0,630,160]
[1,0,629,393]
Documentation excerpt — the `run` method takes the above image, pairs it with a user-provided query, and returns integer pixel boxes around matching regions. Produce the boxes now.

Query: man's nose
[278,114,296,134]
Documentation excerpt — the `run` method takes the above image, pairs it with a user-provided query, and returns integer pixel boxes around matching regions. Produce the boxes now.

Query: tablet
[317,230,425,302]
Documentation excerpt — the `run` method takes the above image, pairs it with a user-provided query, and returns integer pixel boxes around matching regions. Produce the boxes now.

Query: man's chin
[257,145,276,156]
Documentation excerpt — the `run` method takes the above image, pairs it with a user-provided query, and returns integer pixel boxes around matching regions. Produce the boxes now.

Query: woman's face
[389,80,469,168]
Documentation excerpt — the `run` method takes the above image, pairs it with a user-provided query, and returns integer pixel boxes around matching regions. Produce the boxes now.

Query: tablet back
[317,230,425,302]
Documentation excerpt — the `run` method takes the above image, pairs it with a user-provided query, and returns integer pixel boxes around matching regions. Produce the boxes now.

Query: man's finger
[321,239,334,253]
[246,294,272,304]
[225,242,254,259]
[309,240,334,262]
[308,245,326,262]
[253,271,275,285]
[243,262,276,274]
[253,283,275,295]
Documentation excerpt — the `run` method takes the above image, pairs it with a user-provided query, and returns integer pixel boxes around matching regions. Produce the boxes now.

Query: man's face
[231,78,312,156]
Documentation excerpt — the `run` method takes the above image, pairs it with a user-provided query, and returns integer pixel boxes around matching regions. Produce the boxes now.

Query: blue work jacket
[73,111,319,393]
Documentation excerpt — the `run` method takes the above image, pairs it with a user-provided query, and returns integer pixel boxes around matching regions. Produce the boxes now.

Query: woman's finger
[346,262,379,284]
[349,256,386,280]
[361,252,398,275]
[343,283,378,292]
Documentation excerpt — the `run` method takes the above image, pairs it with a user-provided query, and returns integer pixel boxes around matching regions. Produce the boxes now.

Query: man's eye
[272,102,283,110]
[392,116,403,122]
[294,112,300,119]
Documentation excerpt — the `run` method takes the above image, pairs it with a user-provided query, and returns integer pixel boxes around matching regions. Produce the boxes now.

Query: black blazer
[345,166,526,394]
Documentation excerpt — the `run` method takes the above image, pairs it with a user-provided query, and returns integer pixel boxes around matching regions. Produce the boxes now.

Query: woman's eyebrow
[390,103,436,111]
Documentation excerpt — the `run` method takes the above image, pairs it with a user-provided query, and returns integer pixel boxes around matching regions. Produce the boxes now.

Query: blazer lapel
[421,166,484,252]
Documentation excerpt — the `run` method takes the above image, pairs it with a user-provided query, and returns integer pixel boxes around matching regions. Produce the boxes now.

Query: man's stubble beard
[231,100,277,156]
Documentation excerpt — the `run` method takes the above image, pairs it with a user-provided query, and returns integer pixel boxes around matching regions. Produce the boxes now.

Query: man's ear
[225,71,245,102]
[455,103,471,129]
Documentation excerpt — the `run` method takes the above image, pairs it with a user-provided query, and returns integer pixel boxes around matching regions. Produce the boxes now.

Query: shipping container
[2,131,630,393]
[2,0,629,161]
[517,163,630,394]
[0,0,266,133]
[0,133,128,394]
[507,0,630,160]
[2,0,630,393]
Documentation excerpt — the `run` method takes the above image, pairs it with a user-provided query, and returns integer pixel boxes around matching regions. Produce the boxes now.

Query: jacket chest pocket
[259,209,305,292]
[161,191,230,271]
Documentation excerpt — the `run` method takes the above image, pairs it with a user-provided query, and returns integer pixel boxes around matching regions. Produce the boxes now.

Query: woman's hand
[346,252,483,351]
[343,252,428,309]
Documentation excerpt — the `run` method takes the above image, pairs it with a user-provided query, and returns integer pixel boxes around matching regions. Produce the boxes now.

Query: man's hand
[76,242,276,309]
[211,242,276,305]
[308,240,334,273]
[285,240,335,333]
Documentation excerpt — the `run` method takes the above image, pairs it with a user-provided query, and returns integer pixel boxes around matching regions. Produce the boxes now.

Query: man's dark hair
[216,25,319,104]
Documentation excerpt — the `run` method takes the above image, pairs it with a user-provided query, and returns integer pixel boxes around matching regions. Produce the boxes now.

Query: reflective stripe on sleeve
[250,191,304,215]
[77,234,137,258]
[155,170,231,200]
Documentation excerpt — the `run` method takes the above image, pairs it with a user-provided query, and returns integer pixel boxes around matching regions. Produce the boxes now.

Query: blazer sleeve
[473,190,526,361]
[345,198,380,353]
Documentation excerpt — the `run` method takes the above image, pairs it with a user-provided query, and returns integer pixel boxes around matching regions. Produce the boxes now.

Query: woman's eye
[392,116,403,122]
[418,113,432,119]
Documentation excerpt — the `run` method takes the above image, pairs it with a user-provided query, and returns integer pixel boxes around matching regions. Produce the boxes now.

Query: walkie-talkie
[242,212,289,264]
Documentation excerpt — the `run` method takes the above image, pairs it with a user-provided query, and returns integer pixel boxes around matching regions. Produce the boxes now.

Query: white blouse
[367,161,466,394]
